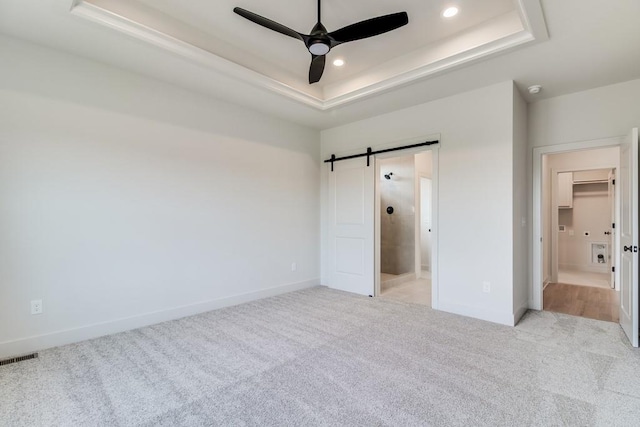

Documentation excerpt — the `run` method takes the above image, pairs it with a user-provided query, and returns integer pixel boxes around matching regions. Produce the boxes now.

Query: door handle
[624,245,638,252]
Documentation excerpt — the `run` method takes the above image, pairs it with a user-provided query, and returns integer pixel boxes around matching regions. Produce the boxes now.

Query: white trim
[415,173,421,280]
[517,0,549,41]
[69,2,324,109]
[375,159,382,298]
[322,31,536,109]
[550,167,560,283]
[70,1,547,111]
[0,279,319,359]
[532,137,622,310]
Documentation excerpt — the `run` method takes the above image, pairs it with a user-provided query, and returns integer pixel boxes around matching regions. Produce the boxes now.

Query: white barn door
[328,157,375,296]
[619,127,639,347]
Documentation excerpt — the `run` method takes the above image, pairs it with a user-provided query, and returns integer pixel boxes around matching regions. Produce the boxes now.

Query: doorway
[326,139,439,306]
[553,168,615,290]
[543,157,619,322]
[533,130,639,347]
[376,151,434,306]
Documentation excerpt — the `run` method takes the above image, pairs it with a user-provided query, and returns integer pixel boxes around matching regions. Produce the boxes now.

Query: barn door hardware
[325,139,439,171]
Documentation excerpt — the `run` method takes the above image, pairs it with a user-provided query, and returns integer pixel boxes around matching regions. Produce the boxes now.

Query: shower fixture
[384,172,393,180]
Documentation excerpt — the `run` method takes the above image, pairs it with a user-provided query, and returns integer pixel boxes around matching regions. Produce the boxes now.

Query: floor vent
[0,353,39,366]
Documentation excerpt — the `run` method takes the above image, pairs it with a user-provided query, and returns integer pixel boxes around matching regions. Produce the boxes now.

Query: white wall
[512,84,528,321]
[529,79,640,149]
[322,81,519,325]
[0,36,321,358]
[557,181,611,272]
[528,78,640,305]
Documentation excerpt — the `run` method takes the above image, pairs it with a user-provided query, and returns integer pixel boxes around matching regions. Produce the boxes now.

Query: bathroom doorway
[376,150,433,306]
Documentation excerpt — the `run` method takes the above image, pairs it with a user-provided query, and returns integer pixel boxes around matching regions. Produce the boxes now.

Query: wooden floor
[544,282,619,322]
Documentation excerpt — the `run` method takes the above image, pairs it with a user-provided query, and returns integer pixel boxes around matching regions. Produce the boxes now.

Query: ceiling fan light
[309,41,330,55]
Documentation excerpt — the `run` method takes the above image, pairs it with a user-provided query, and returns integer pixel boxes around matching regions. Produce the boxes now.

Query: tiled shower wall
[379,155,415,275]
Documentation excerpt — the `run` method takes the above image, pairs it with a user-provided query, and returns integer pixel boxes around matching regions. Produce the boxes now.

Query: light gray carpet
[2,287,640,426]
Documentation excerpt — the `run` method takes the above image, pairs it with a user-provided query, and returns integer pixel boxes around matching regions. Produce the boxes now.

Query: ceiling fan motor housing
[308,39,331,55]
[233,1,408,83]
[307,22,331,55]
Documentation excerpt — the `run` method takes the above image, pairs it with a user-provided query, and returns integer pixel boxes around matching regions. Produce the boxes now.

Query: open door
[420,177,432,273]
[327,157,375,296]
[619,127,639,347]
[608,169,616,289]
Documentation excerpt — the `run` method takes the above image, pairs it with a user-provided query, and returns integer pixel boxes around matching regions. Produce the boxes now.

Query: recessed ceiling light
[333,59,345,67]
[442,7,459,18]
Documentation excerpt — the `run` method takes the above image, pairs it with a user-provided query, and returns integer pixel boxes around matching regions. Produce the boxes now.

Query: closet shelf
[573,179,608,185]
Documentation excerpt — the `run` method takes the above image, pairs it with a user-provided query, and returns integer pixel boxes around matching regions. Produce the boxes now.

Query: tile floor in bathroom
[379,271,431,307]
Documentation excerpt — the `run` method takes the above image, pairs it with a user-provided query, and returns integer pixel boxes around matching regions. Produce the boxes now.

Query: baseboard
[436,300,515,326]
[0,279,319,359]
[558,264,609,274]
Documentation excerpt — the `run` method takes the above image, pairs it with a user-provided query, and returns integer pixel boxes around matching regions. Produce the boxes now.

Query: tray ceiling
[71,0,548,110]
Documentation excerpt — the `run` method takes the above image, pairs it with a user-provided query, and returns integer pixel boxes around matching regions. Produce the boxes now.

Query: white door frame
[375,144,439,308]
[532,137,622,310]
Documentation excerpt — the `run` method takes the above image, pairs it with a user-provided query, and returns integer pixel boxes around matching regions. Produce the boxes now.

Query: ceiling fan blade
[328,12,408,46]
[309,54,326,84]
[233,7,305,42]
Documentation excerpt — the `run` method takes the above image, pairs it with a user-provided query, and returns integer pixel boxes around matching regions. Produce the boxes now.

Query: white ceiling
[0,0,639,129]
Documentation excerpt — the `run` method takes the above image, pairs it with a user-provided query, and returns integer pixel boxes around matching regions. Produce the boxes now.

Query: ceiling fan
[233,1,409,84]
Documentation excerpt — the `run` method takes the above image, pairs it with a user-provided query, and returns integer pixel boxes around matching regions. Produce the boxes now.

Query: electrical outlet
[482,281,491,293]
[291,262,297,272]
[31,299,43,315]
